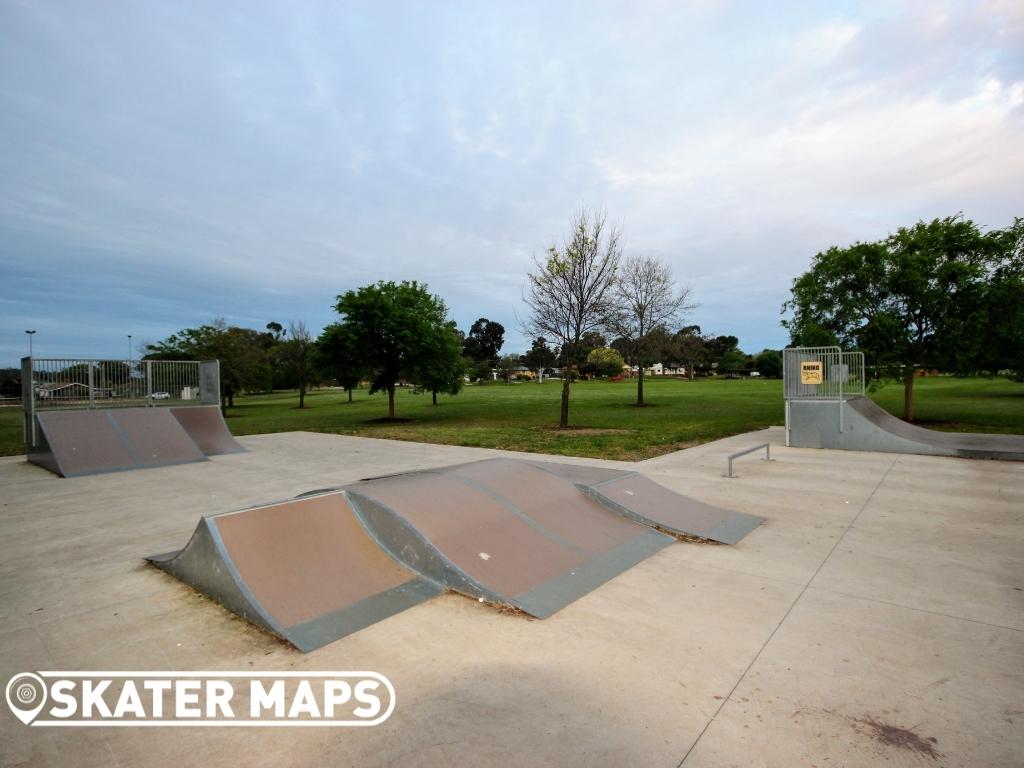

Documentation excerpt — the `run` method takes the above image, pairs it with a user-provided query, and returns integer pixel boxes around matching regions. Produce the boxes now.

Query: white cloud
[1,1,1021,362]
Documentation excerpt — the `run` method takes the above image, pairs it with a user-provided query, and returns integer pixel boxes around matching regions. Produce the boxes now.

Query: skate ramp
[790,397,1024,461]
[32,410,139,477]
[149,492,440,652]
[581,473,766,544]
[523,460,634,486]
[170,406,246,455]
[32,408,208,477]
[107,408,207,468]
[347,459,675,618]
[151,458,764,651]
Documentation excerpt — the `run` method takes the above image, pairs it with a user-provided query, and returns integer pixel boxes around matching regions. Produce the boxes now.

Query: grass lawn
[1,376,1021,461]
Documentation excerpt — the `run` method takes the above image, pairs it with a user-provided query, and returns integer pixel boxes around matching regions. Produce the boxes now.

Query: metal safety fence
[21,357,221,446]
[783,346,865,401]
[783,346,866,446]
[23,358,216,410]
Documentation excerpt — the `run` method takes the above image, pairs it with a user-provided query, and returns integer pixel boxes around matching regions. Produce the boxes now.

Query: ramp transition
[170,406,246,455]
[30,405,244,477]
[789,396,1024,461]
[151,458,764,651]
[149,493,440,652]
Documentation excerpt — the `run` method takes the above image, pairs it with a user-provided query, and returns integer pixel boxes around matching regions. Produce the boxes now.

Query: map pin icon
[6,673,47,725]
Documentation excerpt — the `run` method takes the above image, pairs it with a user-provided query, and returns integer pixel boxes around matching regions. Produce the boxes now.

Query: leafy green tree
[717,348,750,374]
[574,331,607,364]
[330,281,456,419]
[754,349,783,378]
[783,215,1017,420]
[146,319,275,407]
[674,325,709,379]
[946,218,1024,380]
[705,335,740,372]
[587,347,627,378]
[473,360,493,382]
[316,323,365,403]
[411,321,465,404]
[462,318,505,363]
[522,337,556,374]
[524,209,622,427]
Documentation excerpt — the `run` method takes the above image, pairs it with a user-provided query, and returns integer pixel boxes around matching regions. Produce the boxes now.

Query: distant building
[644,363,687,377]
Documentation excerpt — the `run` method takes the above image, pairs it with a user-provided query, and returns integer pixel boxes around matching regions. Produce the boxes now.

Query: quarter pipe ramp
[32,408,208,477]
[170,406,246,455]
[30,405,244,477]
[788,396,1024,461]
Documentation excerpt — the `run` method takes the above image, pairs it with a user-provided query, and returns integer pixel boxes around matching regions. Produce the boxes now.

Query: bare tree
[609,255,695,405]
[524,209,623,428]
[285,321,313,409]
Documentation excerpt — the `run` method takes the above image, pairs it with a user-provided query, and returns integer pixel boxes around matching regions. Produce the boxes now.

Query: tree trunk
[903,368,915,421]
[637,368,645,406]
[347,388,353,403]
[388,386,396,419]
[299,383,305,409]
[432,390,437,406]
[560,376,571,428]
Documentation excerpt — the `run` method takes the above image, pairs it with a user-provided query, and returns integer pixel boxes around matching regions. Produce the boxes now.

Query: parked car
[151,391,171,400]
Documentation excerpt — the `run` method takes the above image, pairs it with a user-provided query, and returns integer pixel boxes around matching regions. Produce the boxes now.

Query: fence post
[21,356,35,448]
[146,360,153,406]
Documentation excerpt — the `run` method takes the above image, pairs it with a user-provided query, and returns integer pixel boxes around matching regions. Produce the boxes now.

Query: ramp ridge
[345,489,505,606]
[102,410,145,467]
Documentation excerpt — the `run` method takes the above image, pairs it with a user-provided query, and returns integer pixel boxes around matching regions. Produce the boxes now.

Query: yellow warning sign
[800,361,823,385]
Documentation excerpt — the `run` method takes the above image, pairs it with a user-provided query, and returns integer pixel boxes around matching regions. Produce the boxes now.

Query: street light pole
[25,330,36,358]
[127,335,132,364]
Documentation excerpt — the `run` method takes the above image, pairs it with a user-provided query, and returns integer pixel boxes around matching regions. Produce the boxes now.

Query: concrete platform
[1,428,1022,767]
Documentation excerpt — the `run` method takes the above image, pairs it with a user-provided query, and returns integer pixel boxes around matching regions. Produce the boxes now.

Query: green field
[2,376,1022,461]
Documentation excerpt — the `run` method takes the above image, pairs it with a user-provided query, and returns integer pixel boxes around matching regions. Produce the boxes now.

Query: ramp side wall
[788,398,945,456]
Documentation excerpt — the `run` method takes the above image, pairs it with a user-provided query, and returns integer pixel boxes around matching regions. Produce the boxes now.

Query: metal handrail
[725,443,774,478]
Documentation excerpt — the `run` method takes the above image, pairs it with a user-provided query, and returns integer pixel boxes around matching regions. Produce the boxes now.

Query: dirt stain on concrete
[855,714,942,761]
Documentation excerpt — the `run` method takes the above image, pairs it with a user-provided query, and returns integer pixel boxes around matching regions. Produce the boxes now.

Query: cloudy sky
[1,0,1021,365]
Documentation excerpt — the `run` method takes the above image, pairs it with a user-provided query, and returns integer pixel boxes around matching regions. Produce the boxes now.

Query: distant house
[513,366,536,380]
[644,363,687,377]
[35,382,113,399]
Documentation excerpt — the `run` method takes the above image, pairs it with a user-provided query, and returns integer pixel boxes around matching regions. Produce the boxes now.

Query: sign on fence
[800,361,823,385]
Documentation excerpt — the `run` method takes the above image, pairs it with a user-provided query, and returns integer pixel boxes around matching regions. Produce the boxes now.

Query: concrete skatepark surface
[1,429,1022,766]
